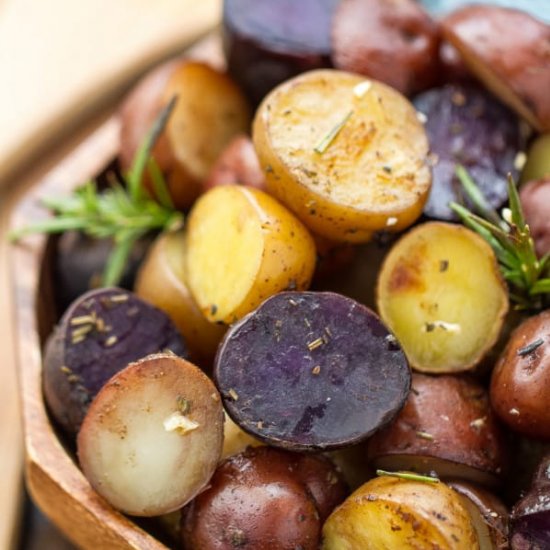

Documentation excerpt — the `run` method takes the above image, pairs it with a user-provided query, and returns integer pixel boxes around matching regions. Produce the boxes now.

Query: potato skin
[331,0,440,95]
[441,5,550,132]
[368,374,509,486]
[322,475,479,549]
[519,178,550,258]
[490,310,550,440]
[120,60,251,210]
[134,230,226,368]
[181,447,347,549]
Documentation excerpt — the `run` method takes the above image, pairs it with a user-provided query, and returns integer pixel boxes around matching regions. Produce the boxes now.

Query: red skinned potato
[77,353,224,516]
[120,60,251,210]
[442,5,550,132]
[181,446,347,549]
[368,373,509,487]
[43,288,187,437]
[331,0,440,95]
[449,481,509,550]
[519,177,550,258]
[490,310,550,441]
[203,134,266,191]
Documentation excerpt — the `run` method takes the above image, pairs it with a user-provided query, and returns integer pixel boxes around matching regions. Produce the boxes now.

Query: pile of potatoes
[42,1,550,549]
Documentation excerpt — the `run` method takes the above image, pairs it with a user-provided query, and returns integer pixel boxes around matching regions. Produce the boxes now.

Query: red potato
[368,374,509,487]
[490,310,550,441]
[181,447,347,549]
[442,5,550,132]
[331,0,440,95]
[203,134,266,191]
[519,177,550,257]
[120,59,251,210]
[77,353,224,516]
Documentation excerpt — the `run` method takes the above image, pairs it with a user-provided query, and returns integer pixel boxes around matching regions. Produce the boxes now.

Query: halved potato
[77,353,224,516]
[322,475,479,549]
[134,230,226,368]
[185,185,316,324]
[253,69,432,242]
[376,222,508,373]
[442,5,550,132]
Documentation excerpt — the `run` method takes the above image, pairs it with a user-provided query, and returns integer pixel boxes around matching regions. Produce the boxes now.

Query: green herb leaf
[314,110,354,154]
[376,469,439,484]
[10,97,182,286]
[450,166,550,310]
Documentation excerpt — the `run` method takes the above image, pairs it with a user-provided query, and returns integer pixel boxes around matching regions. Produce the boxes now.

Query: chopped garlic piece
[416,111,428,124]
[386,217,398,227]
[163,412,199,435]
[353,80,372,98]
[514,151,527,171]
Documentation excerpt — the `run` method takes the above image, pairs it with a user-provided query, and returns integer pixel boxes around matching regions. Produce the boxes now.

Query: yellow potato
[134,230,226,368]
[376,222,508,373]
[253,69,432,242]
[185,185,316,324]
[322,475,479,550]
[221,413,262,459]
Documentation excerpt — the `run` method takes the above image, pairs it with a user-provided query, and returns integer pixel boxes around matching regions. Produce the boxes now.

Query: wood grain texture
[0,0,221,189]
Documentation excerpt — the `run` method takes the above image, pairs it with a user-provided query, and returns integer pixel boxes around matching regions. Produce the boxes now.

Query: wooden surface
[0,2,221,548]
[0,0,221,189]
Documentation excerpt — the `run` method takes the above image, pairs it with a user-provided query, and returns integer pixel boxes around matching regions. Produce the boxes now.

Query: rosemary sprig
[314,110,354,154]
[450,166,550,310]
[376,469,439,484]
[10,98,183,286]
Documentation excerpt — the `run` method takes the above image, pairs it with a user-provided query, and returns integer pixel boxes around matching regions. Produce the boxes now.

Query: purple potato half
[43,287,187,437]
[223,0,339,105]
[214,291,411,451]
[413,83,524,220]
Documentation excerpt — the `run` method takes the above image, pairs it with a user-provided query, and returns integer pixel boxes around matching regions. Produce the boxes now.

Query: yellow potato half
[322,475,479,550]
[185,185,316,324]
[253,69,432,242]
[377,222,509,373]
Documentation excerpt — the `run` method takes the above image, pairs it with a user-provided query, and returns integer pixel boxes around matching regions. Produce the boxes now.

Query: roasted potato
[43,288,187,436]
[253,69,432,241]
[442,5,550,132]
[184,185,316,324]
[368,374,509,487]
[521,133,550,184]
[519,177,550,257]
[134,230,226,368]
[377,222,509,373]
[120,60,251,209]
[322,475,479,549]
[331,0,440,95]
[77,353,224,516]
[490,310,550,440]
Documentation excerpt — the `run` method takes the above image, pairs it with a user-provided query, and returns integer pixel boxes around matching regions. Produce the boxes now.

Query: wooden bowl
[10,118,175,549]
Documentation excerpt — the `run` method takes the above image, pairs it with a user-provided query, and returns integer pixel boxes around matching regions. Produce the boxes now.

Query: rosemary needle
[10,97,183,287]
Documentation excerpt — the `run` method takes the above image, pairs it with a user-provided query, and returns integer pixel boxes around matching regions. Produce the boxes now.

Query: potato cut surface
[185,185,316,324]
[377,222,508,373]
[77,354,224,516]
[322,476,479,549]
[215,291,410,451]
[253,69,431,241]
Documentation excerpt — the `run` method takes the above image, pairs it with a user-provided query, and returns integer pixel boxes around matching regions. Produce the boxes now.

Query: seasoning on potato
[322,474,480,549]
[184,185,316,324]
[77,353,224,516]
[215,291,411,451]
[181,446,347,550]
[368,373,509,487]
[253,69,432,242]
[377,222,509,373]
[490,310,550,440]
[43,288,188,437]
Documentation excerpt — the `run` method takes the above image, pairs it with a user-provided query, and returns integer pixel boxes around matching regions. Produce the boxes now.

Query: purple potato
[214,291,411,451]
[511,453,550,550]
[413,83,524,220]
[54,231,153,312]
[43,287,187,437]
[223,0,339,105]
